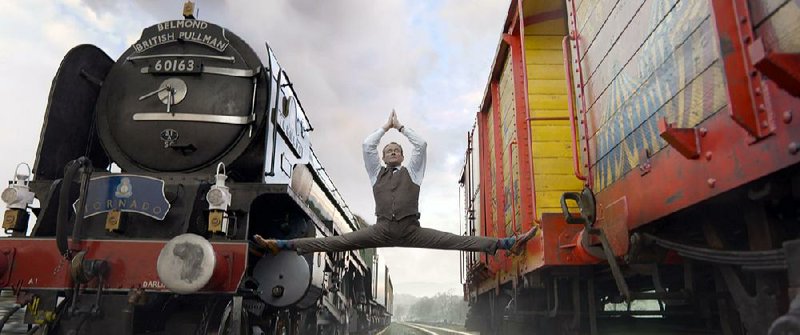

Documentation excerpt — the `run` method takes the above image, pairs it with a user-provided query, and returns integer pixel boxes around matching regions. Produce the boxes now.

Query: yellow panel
[536,191,578,208]
[529,109,569,118]
[532,158,573,174]
[528,79,567,95]
[531,141,573,158]
[524,25,583,220]
[529,94,567,110]
[533,174,585,190]
[526,17,567,35]
[525,50,563,64]
[524,36,563,50]
[523,0,564,17]
[531,119,572,129]
[531,125,572,142]
[527,64,564,80]
[539,207,566,215]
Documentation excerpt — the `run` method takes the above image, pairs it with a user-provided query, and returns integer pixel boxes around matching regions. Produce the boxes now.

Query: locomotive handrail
[126,54,235,62]
[309,148,360,233]
[132,113,255,125]
[139,65,259,78]
[562,35,587,181]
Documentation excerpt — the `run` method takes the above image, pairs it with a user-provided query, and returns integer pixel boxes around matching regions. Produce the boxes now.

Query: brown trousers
[291,216,500,254]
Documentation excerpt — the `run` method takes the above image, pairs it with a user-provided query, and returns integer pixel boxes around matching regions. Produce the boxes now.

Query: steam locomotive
[0,6,391,335]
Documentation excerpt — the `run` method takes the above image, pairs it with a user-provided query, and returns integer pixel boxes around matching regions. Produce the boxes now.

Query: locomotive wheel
[216,297,252,335]
[271,310,300,335]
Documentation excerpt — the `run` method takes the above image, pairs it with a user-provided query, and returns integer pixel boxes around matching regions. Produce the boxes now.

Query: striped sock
[276,240,290,250]
[497,236,516,250]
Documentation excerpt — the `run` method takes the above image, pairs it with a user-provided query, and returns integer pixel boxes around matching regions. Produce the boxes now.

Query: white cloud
[42,20,85,51]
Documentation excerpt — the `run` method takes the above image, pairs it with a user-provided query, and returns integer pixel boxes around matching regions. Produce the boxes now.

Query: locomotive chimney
[182,1,195,20]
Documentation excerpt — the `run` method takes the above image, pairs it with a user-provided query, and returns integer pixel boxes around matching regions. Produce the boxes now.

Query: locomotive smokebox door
[95,20,268,173]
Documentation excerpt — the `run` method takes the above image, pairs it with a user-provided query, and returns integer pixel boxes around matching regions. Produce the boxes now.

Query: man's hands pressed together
[382,110,404,132]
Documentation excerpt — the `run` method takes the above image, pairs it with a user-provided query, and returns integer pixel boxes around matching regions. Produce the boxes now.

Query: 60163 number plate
[150,58,201,74]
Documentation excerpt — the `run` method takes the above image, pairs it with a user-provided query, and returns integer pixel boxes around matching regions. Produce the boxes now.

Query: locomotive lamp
[2,163,35,234]
[206,163,231,234]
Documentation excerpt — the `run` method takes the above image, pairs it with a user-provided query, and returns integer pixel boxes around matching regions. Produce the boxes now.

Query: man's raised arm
[363,112,394,186]
[362,128,385,186]
[394,117,427,186]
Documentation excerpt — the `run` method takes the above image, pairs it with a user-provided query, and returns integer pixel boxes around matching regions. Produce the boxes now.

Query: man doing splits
[254,111,538,255]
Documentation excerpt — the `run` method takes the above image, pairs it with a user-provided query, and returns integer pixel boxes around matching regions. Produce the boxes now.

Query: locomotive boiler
[0,5,391,335]
[459,0,800,334]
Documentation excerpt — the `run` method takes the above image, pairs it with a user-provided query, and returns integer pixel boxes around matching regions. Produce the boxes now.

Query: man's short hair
[382,142,403,155]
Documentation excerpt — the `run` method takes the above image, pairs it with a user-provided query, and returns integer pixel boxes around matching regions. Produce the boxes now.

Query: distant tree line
[393,292,467,325]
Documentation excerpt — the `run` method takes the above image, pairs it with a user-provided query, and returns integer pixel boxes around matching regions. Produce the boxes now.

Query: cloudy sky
[0,0,510,297]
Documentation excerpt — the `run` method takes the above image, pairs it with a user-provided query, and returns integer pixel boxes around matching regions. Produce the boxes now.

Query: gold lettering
[92,202,101,210]
[142,202,149,210]
[106,200,113,208]
[130,200,138,209]
[153,207,162,215]
[117,199,126,208]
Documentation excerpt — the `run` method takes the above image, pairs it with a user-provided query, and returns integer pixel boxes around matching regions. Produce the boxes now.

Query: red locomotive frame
[0,239,247,292]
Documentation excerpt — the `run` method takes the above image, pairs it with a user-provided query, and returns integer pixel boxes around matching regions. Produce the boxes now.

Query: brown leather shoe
[253,234,281,255]
[509,225,539,255]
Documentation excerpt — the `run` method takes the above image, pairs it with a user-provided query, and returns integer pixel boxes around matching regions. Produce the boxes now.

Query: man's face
[382,143,404,167]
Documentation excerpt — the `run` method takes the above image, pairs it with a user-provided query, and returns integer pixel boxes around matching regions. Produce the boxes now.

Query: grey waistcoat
[373,167,420,220]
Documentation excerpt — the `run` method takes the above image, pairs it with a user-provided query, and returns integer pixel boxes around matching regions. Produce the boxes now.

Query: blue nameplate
[74,175,171,220]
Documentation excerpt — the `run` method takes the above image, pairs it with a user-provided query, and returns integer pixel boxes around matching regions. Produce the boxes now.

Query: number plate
[150,58,201,74]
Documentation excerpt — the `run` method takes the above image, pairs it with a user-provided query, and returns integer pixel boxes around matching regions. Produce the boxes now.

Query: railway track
[376,322,477,335]
[0,290,29,334]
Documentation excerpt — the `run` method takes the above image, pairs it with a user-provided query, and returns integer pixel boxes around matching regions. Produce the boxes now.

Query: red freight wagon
[459,0,800,334]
